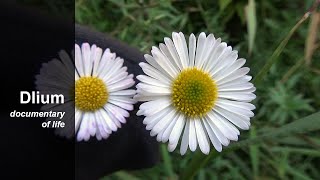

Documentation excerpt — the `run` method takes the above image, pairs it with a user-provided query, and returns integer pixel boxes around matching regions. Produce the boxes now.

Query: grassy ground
[75,0,320,179]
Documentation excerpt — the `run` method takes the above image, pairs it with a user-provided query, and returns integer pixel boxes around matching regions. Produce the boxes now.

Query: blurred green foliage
[259,74,314,124]
[75,0,320,179]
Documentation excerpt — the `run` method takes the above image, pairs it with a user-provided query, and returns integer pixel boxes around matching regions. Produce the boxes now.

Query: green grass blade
[245,0,257,55]
[228,153,252,179]
[271,147,320,157]
[286,165,313,180]
[179,111,320,180]
[253,12,311,85]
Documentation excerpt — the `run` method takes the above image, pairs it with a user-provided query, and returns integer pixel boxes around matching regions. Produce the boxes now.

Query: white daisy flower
[35,43,136,141]
[135,32,256,155]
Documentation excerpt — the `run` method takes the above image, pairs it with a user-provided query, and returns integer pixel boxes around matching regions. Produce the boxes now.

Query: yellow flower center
[75,77,108,112]
[171,68,218,117]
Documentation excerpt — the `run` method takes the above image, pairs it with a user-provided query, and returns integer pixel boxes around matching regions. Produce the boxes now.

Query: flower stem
[161,144,175,178]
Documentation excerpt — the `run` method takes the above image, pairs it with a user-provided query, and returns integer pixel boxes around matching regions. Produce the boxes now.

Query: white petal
[164,37,183,70]
[101,57,124,81]
[200,34,216,69]
[75,44,84,77]
[81,43,92,76]
[139,97,172,116]
[189,120,198,151]
[106,103,129,120]
[161,114,178,142]
[203,38,222,72]
[215,100,254,117]
[204,116,230,146]
[92,47,103,77]
[180,119,190,155]
[218,92,256,102]
[75,109,82,132]
[136,83,171,95]
[105,108,122,128]
[145,108,173,131]
[99,109,117,131]
[151,46,178,78]
[214,58,246,82]
[159,43,180,72]
[168,142,178,152]
[88,112,97,136]
[96,111,112,134]
[108,77,135,92]
[97,49,115,76]
[77,113,89,141]
[134,94,169,102]
[139,62,172,83]
[108,96,136,105]
[218,114,240,135]
[206,41,226,73]
[214,106,250,130]
[216,67,250,85]
[217,75,252,89]
[218,82,254,92]
[150,108,177,136]
[172,32,188,68]
[210,46,232,76]
[168,114,185,145]
[141,107,167,125]
[207,111,239,141]
[95,127,102,141]
[203,118,222,152]
[105,69,128,85]
[194,119,210,154]
[136,75,170,87]
[144,107,172,130]
[144,54,174,79]
[179,32,190,67]
[156,129,165,142]
[195,32,207,68]
[108,99,134,111]
[188,33,196,67]
[110,89,136,96]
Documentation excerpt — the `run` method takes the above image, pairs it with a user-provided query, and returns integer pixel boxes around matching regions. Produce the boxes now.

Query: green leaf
[179,111,320,180]
[219,0,232,11]
[245,0,257,55]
